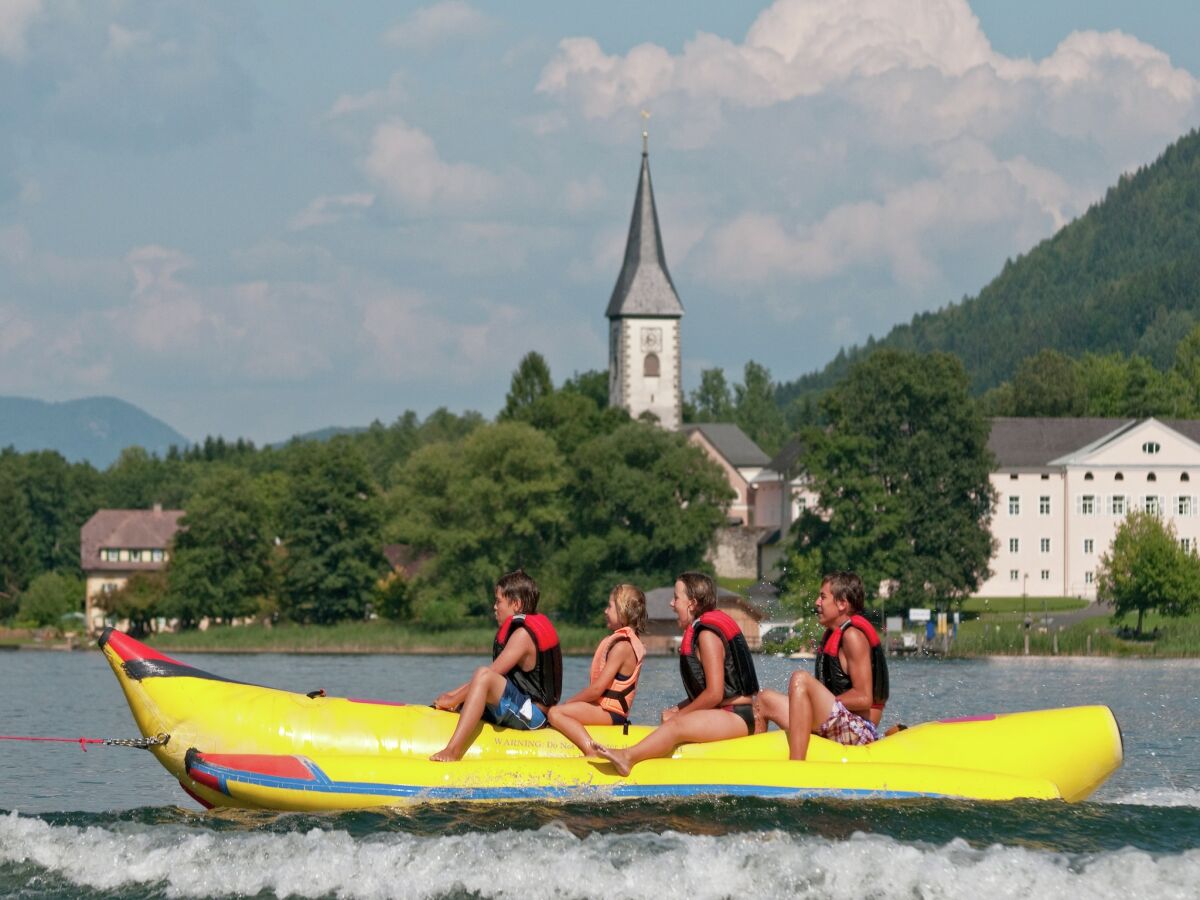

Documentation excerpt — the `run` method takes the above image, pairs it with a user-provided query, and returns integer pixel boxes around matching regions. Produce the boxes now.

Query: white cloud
[288,193,376,231]
[0,0,41,62]
[384,1,489,50]
[327,74,409,120]
[363,118,500,213]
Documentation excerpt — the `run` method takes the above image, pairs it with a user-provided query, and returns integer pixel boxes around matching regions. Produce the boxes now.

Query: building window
[1040,473,1050,480]
[151,548,164,562]
[1040,538,1051,553]
[129,549,142,562]
[1009,473,1018,480]
[1084,539,1094,554]
[1178,496,1193,517]
[1085,571,1095,585]
[1078,495,1096,516]
[1148,472,1158,482]
[1039,496,1050,515]
[1009,538,1020,553]
[1040,570,1050,581]
[1110,495,1126,516]
[1143,441,1161,455]
[1009,569,1019,581]
[643,353,660,377]
[1084,472,1094,481]
[1145,496,1161,516]
[1183,473,1191,483]
[1182,538,1192,553]
[1115,472,1124,481]
[1008,496,1020,515]
[101,582,117,593]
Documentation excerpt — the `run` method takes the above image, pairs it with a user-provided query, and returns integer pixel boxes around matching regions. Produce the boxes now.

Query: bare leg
[547,702,614,757]
[755,688,790,731]
[786,671,836,761]
[431,667,507,761]
[594,709,749,777]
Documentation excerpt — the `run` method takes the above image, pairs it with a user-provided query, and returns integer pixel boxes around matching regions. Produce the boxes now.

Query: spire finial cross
[640,109,651,154]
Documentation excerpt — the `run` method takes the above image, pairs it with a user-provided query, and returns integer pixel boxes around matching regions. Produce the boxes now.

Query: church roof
[605,145,685,319]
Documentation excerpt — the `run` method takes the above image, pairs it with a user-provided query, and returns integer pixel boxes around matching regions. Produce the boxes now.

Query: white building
[980,416,1200,600]
[749,416,1200,597]
[606,132,684,431]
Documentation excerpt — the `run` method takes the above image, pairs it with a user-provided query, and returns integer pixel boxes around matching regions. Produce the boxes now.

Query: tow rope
[0,732,170,752]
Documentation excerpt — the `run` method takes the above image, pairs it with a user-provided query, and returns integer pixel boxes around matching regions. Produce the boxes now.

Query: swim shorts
[817,700,879,746]
[482,679,547,730]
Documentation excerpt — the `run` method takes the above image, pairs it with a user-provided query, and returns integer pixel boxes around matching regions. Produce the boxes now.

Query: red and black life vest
[678,610,760,702]
[493,613,563,707]
[814,614,889,710]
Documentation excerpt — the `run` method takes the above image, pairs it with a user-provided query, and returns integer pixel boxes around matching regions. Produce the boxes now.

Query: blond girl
[547,584,647,756]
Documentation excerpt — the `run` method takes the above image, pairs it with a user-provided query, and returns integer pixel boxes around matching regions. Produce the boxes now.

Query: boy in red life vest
[757,571,890,760]
[430,569,562,762]
[547,583,647,757]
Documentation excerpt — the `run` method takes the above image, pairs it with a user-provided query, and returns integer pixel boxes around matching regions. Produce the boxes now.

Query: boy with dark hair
[430,569,562,762]
[756,570,889,760]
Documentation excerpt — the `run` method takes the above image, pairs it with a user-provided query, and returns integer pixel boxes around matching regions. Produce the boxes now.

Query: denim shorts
[482,679,547,730]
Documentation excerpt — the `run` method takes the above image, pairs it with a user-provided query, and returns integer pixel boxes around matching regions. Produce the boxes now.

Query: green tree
[279,441,384,624]
[0,465,37,598]
[793,350,996,609]
[386,422,569,625]
[690,368,735,422]
[733,361,787,454]
[100,571,167,638]
[17,571,84,628]
[1096,509,1200,636]
[502,351,554,419]
[561,369,609,408]
[1011,350,1085,416]
[164,468,274,629]
[554,422,733,623]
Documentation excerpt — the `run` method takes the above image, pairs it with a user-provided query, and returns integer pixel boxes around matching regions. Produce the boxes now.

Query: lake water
[2,649,1198,899]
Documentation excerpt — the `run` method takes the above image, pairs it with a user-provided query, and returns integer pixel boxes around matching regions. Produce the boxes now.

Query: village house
[80,504,183,635]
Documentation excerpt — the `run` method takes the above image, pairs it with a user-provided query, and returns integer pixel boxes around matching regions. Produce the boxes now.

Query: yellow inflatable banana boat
[99,628,1123,810]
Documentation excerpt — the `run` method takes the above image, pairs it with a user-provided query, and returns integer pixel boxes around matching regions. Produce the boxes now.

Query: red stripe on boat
[188,767,223,793]
[196,753,317,781]
[103,629,186,667]
[938,714,997,724]
[179,781,215,809]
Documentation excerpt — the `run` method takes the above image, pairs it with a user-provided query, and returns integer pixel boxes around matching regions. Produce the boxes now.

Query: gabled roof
[605,147,684,319]
[987,417,1133,468]
[80,507,184,571]
[684,423,770,468]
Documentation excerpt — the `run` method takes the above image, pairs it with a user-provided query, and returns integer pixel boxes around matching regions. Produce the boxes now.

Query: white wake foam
[2,811,1198,899]
[1110,788,1200,808]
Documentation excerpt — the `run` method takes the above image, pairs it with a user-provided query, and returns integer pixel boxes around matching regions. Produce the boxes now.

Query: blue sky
[3,1,1199,444]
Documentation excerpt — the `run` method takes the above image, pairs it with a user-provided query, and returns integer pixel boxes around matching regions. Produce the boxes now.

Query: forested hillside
[778,127,1200,406]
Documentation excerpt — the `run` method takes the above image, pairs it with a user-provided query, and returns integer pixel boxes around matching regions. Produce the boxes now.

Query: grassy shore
[949,607,1200,657]
[145,620,609,655]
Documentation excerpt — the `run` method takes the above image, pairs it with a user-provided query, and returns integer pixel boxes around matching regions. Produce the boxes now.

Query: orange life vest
[588,626,645,718]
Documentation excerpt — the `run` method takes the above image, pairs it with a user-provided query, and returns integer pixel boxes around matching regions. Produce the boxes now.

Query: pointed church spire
[605,130,684,319]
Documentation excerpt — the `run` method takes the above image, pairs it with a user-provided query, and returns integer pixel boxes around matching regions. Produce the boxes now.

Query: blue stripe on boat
[188,757,940,801]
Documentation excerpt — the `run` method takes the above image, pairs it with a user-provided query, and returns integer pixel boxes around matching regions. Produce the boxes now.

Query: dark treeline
[0,355,732,632]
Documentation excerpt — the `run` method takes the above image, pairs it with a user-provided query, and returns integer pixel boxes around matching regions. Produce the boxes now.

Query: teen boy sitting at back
[756,570,889,760]
[430,569,563,762]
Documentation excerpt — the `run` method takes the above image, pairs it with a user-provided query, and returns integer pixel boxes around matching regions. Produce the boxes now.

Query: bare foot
[429,746,464,762]
[591,743,632,777]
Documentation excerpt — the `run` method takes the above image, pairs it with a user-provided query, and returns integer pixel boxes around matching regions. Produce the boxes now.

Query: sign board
[908,608,932,623]
[886,616,903,634]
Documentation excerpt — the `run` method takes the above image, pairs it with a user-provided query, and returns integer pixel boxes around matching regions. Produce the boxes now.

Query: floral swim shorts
[817,700,879,746]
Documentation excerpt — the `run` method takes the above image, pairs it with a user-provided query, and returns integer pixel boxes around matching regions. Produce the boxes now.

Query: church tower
[606,130,684,430]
